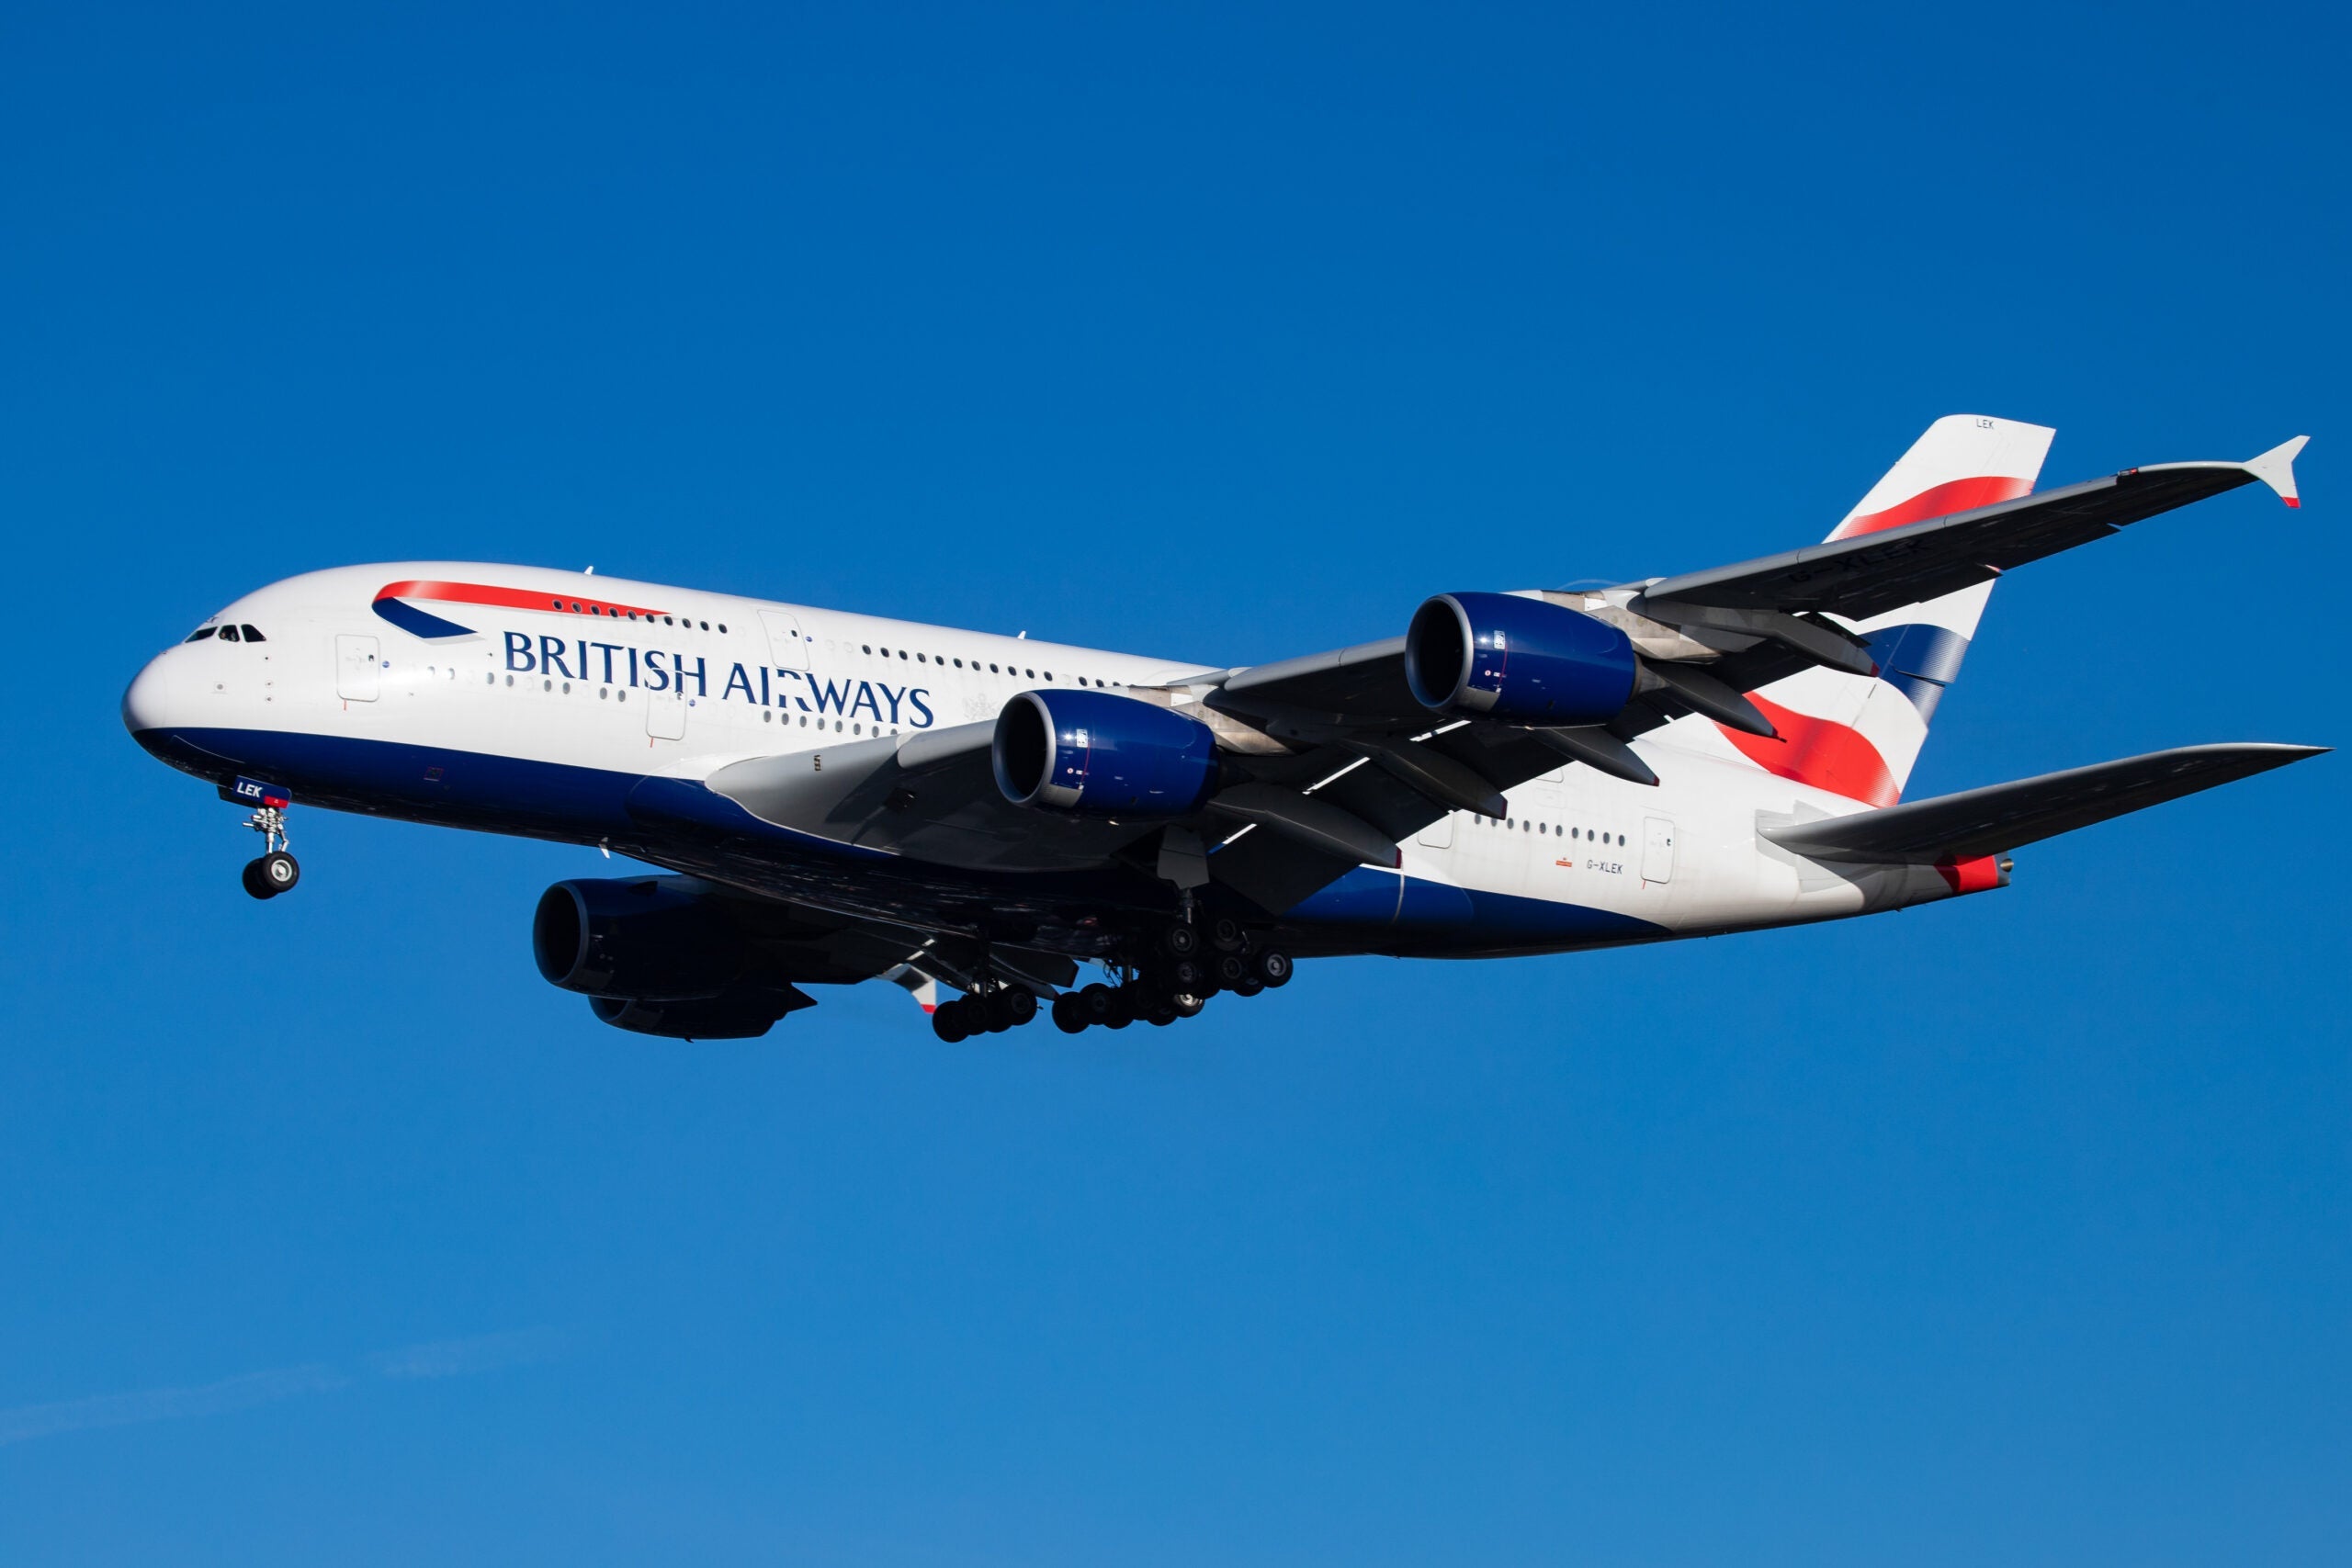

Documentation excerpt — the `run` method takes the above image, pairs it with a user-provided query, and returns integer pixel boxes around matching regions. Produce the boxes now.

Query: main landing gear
[239,804,300,900]
[926,919,1294,1043]
[1043,920,1292,1036]
[930,983,1038,1043]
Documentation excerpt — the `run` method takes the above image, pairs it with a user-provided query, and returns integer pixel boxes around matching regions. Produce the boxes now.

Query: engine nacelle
[1404,591,1639,725]
[589,987,797,1040]
[993,689,1219,816]
[532,877,743,1000]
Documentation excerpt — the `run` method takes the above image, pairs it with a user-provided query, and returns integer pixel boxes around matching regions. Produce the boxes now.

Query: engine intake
[993,689,1218,816]
[1405,591,1639,725]
[532,878,743,999]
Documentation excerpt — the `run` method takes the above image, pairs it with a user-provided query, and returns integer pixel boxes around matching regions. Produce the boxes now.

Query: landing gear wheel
[1252,948,1294,988]
[1164,956,1206,991]
[1161,922,1200,958]
[988,987,1036,1031]
[1146,1000,1179,1027]
[1207,916,1246,953]
[932,998,972,1043]
[1052,994,1087,1033]
[242,852,299,899]
[1211,952,1250,988]
[1104,986,1138,1029]
[1076,983,1118,1027]
[1232,976,1264,998]
[1171,991,1205,1019]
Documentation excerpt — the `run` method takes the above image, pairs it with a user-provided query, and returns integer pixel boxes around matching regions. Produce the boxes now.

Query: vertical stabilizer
[1694,415,2055,806]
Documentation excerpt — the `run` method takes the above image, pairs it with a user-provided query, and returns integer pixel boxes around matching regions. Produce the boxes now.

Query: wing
[1636,437,2308,623]
[1760,743,2324,864]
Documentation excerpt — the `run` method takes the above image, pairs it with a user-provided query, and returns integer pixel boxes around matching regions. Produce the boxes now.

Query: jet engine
[532,877,744,999]
[993,689,1220,816]
[1404,591,1639,725]
[589,988,801,1040]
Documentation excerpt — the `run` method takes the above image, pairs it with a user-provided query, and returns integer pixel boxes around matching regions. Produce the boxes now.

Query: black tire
[1212,952,1249,987]
[1253,948,1294,988]
[1162,922,1200,958]
[1171,991,1205,1019]
[1052,994,1087,1033]
[1001,987,1038,1028]
[240,858,277,900]
[259,851,300,894]
[1104,987,1138,1030]
[1207,916,1247,953]
[932,999,970,1043]
[1146,1001,1179,1027]
[1166,956,1205,990]
[1232,976,1264,998]
[1077,983,1118,1024]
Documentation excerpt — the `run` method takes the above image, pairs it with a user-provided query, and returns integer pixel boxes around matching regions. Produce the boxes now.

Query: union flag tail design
[1702,414,2056,806]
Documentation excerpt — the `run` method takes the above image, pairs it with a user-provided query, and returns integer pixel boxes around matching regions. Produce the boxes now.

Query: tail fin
[1709,414,2055,806]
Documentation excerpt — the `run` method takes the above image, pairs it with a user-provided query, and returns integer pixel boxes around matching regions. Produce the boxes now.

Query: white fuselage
[124,563,1984,955]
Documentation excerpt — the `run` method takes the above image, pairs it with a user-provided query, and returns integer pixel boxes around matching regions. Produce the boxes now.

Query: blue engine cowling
[533,878,743,999]
[993,689,1219,816]
[1404,591,1639,725]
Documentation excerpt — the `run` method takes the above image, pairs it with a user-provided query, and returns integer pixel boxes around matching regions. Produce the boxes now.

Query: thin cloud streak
[369,1325,580,1381]
[0,1325,577,1450]
[0,1364,347,1447]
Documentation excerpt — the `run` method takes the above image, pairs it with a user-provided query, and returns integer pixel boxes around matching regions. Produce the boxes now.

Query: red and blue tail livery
[127,416,2325,1042]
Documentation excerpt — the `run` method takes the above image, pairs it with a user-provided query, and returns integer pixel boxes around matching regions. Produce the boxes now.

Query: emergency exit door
[1642,817,1676,883]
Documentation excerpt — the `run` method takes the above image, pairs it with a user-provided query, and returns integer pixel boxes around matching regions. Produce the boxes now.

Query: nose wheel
[239,805,300,900]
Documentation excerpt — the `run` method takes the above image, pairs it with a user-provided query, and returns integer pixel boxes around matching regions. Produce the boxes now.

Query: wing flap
[1760,743,2325,864]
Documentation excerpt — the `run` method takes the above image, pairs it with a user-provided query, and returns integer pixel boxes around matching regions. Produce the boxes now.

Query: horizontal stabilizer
[1760,743,2325,864]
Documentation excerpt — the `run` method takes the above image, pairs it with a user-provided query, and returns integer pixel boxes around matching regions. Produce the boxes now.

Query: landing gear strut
[240,805,300,900]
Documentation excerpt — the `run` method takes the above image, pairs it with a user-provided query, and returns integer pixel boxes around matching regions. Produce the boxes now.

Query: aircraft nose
[121,649,180,739]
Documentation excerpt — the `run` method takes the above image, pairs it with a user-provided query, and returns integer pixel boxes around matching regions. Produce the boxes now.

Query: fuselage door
[761,610,809,671]
[647,686,687,741]
[1642,816,1676,883]
[1416,815,1454,850]
[335,634,380,702]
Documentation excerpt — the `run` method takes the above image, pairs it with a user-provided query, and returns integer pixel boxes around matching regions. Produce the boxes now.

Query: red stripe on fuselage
[374,580,669,619]
[1827,473,2033,540]
[1713,693,1899,807]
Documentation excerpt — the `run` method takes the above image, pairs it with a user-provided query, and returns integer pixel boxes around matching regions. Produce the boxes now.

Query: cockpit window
[184,626,217,642]
[240,625,266,642]
[219,626,242,643]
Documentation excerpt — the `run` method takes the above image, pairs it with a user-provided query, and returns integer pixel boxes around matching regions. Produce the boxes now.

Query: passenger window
[241,625,266,642]
[184,626,216,642]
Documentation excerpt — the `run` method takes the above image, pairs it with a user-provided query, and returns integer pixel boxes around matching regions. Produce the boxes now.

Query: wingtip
[2246,434,2309,507]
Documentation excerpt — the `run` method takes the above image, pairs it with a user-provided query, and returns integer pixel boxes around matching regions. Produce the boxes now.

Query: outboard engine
[1404,591,1639,725]
[993,689,1219,816]
[532,877,744,999]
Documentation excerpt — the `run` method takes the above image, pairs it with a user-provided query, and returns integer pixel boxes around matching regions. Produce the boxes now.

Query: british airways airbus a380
[123,417,2324,1041]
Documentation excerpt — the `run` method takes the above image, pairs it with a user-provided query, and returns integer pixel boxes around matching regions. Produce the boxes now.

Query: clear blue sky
[2,4,2345,1562]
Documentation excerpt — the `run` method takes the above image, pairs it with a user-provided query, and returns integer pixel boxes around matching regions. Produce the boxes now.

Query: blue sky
[2,3,2346,1562]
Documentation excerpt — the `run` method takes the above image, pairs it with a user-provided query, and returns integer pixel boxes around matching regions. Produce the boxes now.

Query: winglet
[2245,434,2309,508]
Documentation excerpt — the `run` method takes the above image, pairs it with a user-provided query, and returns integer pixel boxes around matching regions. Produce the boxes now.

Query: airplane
[122,415,2324,1042]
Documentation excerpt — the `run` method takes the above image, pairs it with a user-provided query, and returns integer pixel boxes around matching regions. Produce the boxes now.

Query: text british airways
[503,631,934,727]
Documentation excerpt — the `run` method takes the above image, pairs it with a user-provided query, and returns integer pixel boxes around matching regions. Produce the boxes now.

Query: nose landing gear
[238,802,300,900]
